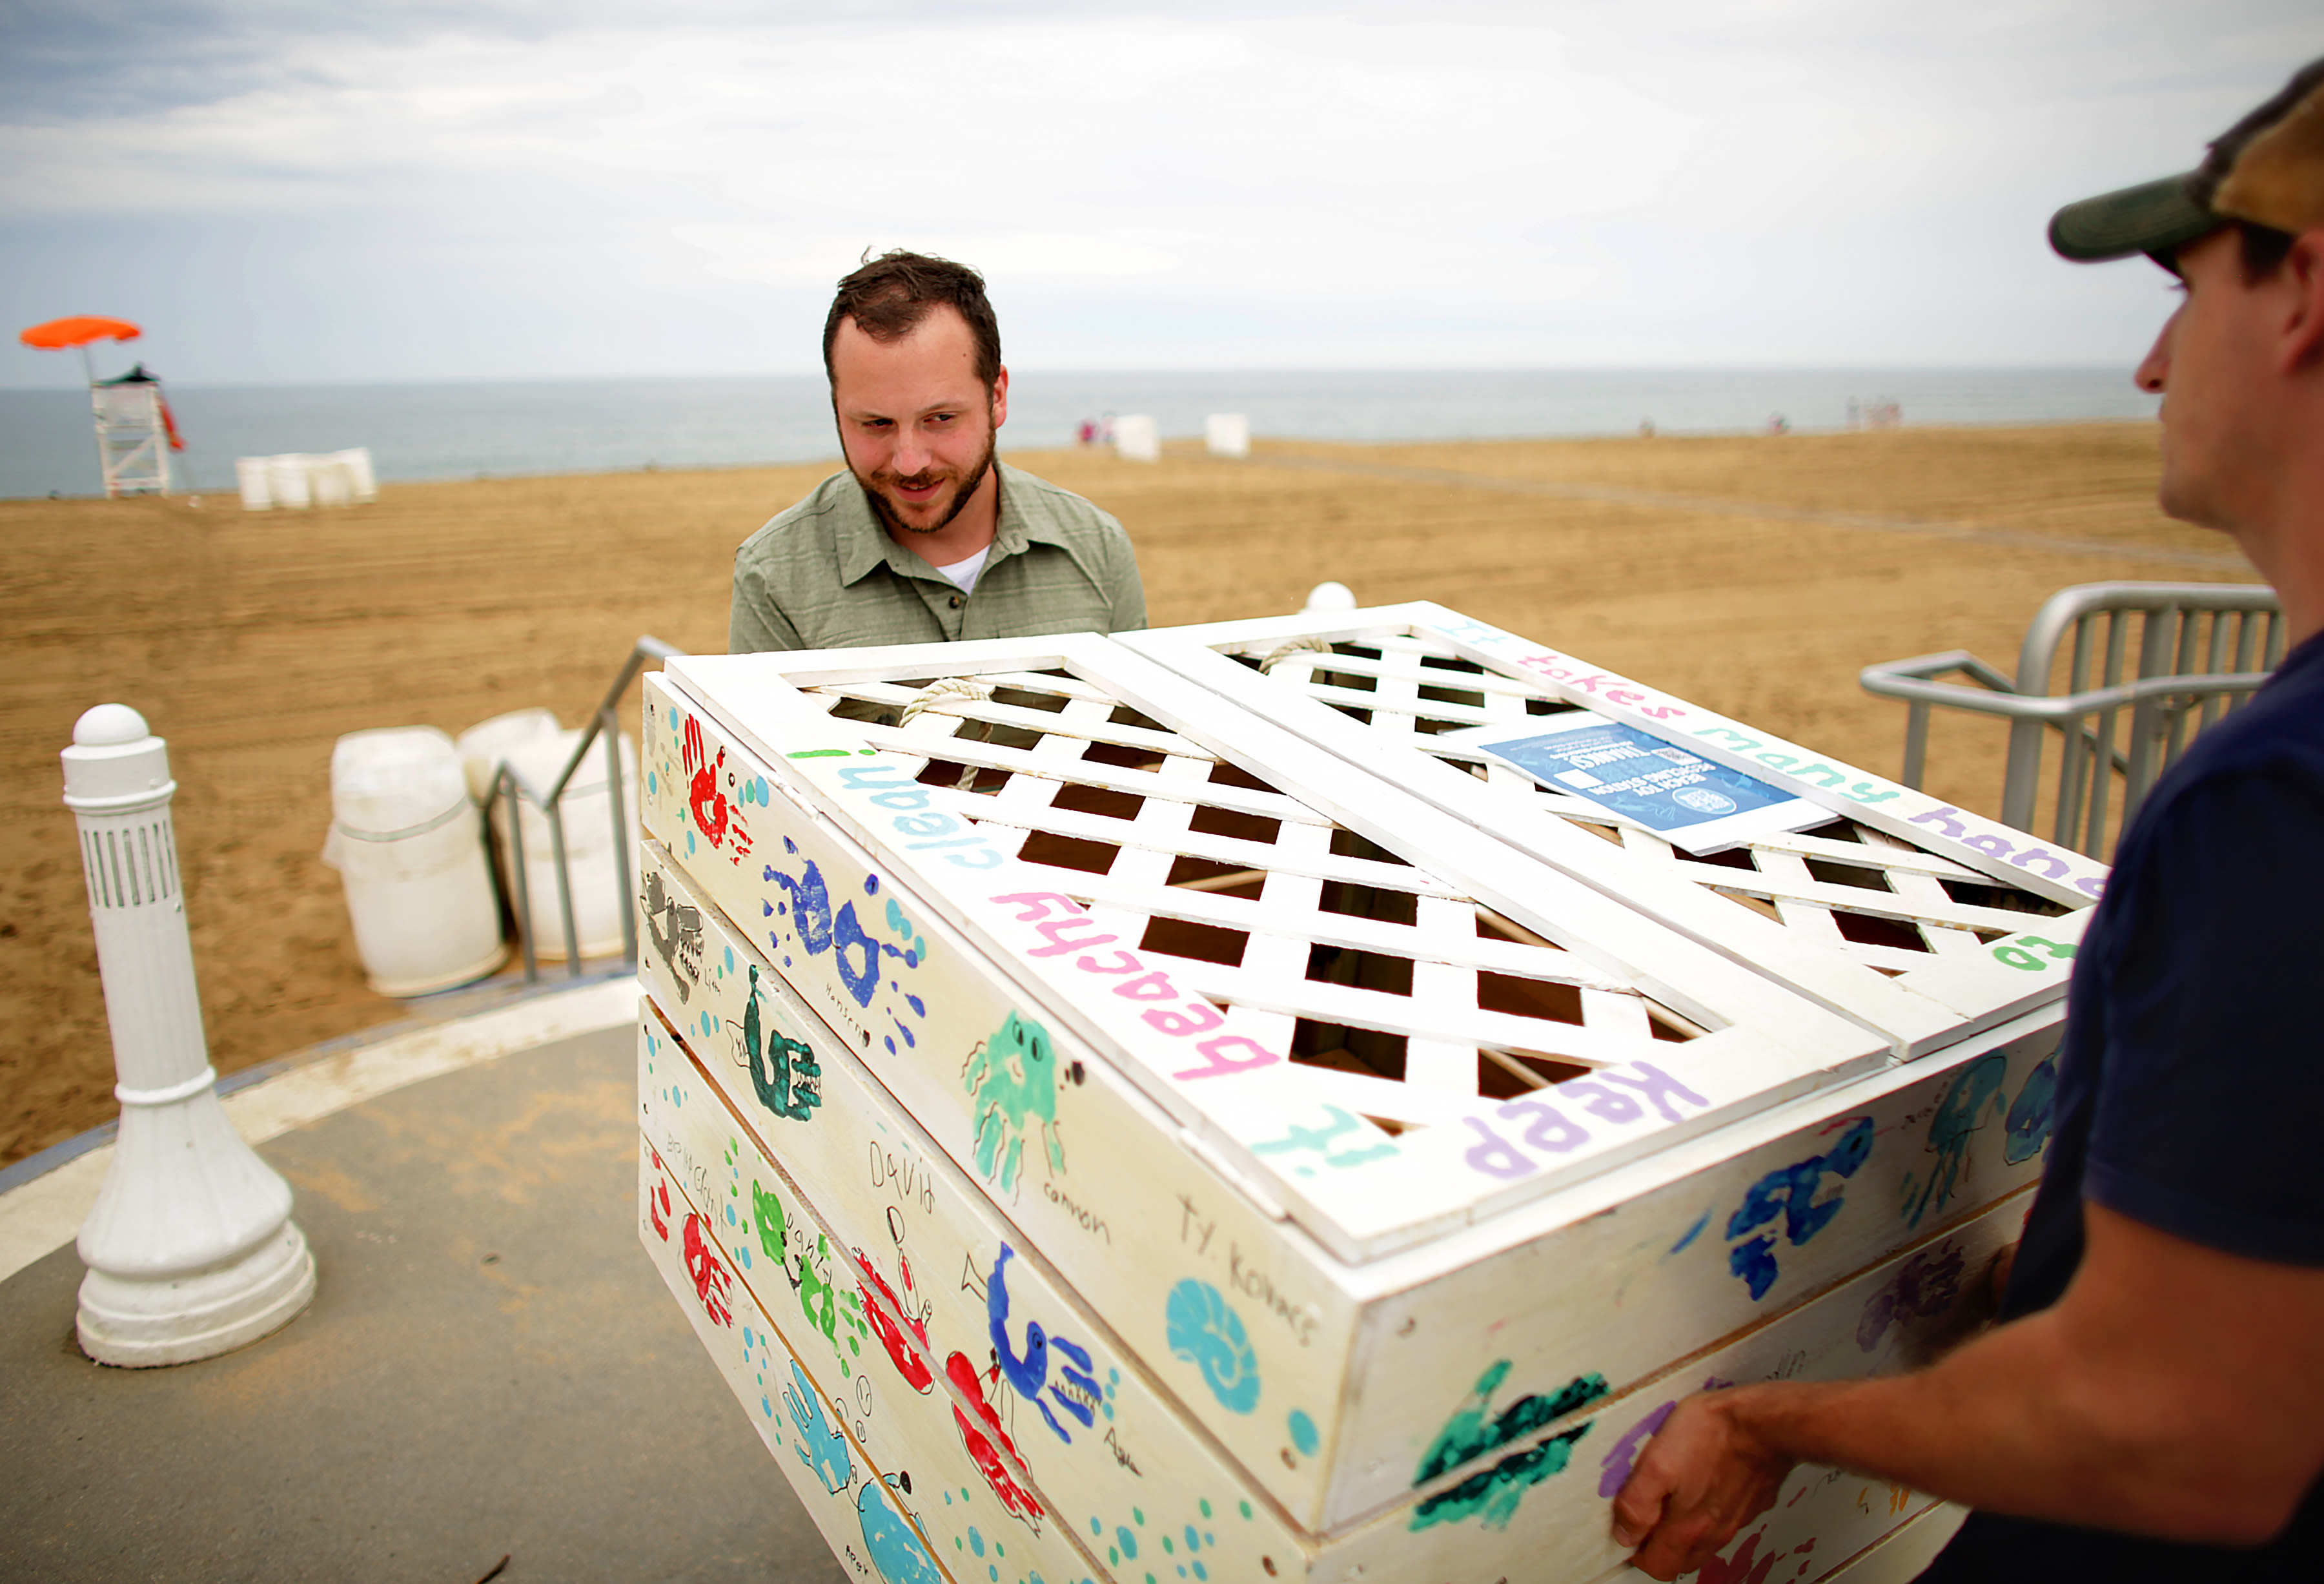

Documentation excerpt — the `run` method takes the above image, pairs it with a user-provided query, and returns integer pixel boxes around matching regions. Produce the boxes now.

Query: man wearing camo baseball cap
[1610,59,2324,1583]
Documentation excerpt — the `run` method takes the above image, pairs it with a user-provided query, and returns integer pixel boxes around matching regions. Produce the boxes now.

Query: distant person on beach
[729,251,1145,653]
[1615,58,2324,1582]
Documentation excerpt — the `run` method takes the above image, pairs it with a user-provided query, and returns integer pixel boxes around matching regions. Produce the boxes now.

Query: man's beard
[857,429,997,541]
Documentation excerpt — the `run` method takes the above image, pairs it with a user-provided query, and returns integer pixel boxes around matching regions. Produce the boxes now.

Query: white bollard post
[62,704,316,1367]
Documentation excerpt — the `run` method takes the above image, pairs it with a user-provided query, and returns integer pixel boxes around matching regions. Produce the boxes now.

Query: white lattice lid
[654,633,1942,1259]
[1120,603,2094,1056]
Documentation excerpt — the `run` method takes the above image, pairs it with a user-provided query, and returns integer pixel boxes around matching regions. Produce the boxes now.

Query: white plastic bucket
[310,458,354,508]
[456,707,560,805]
[267,455,313,510]
[1114,413,1161,462]
[333,447,378,502]
[321,726,507,996]
[235,457,274,511]
[236,450,377,510]
[490,729,638,962]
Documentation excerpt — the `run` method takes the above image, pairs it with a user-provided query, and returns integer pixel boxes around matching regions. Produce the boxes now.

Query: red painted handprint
[946,1350,1045,1528]
[853,1250,935,1393]
[680,714,752,859]
[649,1169,672,1241]
[682,1211,735,1328]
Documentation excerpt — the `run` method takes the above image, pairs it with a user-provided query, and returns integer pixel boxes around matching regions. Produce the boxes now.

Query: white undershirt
[933,545,990,593]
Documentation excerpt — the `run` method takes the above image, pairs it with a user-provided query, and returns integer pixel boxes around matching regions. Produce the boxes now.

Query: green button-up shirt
[728,461,1147,653]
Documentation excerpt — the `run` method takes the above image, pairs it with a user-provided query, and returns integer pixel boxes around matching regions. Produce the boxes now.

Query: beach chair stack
[632,606,2092,1584]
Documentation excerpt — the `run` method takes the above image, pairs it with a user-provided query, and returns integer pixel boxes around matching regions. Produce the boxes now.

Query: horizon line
[0,360,2145,395]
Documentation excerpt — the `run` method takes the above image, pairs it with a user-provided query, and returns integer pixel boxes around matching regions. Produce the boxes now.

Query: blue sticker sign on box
[1449,711,1830,855]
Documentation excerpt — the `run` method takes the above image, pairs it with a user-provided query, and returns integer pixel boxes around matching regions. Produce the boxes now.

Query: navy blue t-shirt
[1923,629,2324,1581]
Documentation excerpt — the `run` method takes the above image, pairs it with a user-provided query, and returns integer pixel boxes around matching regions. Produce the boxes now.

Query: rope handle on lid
[1256,637,1336,673]
[896,677,997,725]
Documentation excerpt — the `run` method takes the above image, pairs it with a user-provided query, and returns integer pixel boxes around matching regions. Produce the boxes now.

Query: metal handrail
[490,635,687,980]
[1861,582,2281,859]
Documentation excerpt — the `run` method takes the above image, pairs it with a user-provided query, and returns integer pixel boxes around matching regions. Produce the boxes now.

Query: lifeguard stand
[92,364,179,497]
[15,317,184,498]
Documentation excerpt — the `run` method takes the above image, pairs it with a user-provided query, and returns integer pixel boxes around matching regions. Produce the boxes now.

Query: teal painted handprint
[961,1011,1066,1193]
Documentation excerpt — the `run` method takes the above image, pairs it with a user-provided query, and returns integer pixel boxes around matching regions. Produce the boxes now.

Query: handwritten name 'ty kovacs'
[1178,1193,1320,1349]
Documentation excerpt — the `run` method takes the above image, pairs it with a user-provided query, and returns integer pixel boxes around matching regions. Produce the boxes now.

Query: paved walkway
[0,977,846,1584]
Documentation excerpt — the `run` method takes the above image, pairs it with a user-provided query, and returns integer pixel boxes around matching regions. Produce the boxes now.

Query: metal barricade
[490,635,686,980]
[1860,582,2283,859]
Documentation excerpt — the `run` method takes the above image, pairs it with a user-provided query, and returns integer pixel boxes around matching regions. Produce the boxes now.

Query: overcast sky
[3,1,2317,387]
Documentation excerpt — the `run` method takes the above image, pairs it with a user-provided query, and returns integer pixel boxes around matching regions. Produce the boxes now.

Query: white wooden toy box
[633,615,2087,1584]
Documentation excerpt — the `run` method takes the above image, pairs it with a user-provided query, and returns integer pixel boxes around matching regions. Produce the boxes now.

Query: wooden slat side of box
[644,835,2061,1534]
[1323,1013,2057,1523]
[638,828,1362,1528]
[653,996,2026,1583]
[1312,1188,2030,1583]
[637,1136,1101,1584]
[1815,1501,1969,1583]
[643,962,1338,1559]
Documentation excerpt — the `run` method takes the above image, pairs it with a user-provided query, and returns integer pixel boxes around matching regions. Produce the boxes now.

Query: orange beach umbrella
[21,315,147,388]
[19,315,142,351]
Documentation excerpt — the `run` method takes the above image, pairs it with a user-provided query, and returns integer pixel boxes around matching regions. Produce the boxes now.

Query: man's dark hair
[822,251,1002,389]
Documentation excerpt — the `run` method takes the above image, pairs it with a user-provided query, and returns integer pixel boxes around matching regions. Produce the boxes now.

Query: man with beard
[1612,58,2324,1583]
[729,251,1145,653]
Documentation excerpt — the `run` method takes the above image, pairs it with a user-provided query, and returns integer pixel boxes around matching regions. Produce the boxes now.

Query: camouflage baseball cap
[2051,57,2324,263]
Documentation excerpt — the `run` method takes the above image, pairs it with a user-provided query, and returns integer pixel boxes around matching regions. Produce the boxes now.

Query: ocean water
[0,367,2157,500]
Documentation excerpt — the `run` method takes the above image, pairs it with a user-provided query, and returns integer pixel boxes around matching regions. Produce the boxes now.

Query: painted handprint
[740,963,821,1122]
[944,1350,1046,1529]
[681,1211,734,1328]
[784,1360,854,1494]
[858,1474,942,1584]
[640,869,704,1000]
[853,1250,936,1394]
[989,1244,1099,1441]
[797,1233,870,1361]
[682,714,752,859]
[961,1011,1066,1194]
[647,1151,673,1240]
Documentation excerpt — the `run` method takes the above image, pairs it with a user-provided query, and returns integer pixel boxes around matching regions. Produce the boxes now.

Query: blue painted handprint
[784,1360,853,1494]
[858,1474,943,1584]
[988,1244,1101,1441]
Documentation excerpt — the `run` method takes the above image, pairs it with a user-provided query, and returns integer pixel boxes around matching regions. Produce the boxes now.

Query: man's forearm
[1719,1302,2286,1546]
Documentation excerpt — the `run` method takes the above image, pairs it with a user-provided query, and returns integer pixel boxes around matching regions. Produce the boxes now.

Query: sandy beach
[0,422,2256,1168]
